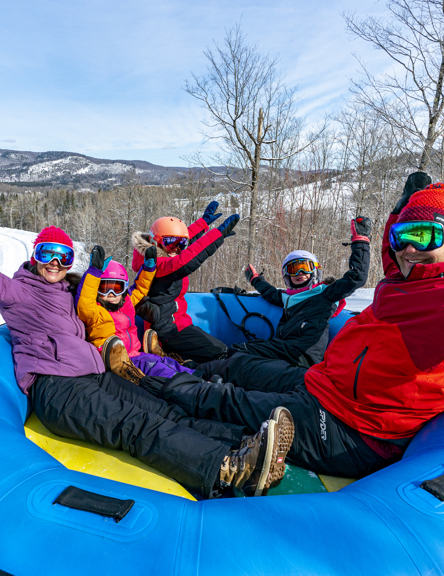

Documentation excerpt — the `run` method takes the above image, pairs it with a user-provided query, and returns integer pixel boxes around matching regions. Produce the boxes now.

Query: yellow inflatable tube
[24,412,195,501]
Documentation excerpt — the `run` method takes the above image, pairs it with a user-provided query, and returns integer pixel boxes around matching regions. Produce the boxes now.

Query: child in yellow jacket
[76,245,195,382]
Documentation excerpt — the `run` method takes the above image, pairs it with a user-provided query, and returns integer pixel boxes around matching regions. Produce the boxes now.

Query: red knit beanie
[398,182,444,223]
[30,226,74,265]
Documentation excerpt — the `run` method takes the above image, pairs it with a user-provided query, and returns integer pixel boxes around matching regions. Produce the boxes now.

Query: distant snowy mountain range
[0,149,191,190]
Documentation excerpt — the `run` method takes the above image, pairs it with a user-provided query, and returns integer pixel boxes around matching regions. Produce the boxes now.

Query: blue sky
[0,0,389,166]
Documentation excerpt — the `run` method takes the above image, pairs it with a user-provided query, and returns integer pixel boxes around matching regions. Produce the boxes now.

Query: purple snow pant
[132,352,195,379]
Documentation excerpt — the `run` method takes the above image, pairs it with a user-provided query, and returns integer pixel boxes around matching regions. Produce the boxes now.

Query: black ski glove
[393,172,432,214]
[244,264,260,284]
[351,216,372,242]
[90,245,111,271]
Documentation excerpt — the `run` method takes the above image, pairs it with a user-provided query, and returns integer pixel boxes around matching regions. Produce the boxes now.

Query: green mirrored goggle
[389,221,444,252]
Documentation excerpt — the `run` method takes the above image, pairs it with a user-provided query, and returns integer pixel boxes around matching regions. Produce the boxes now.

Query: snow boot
[143,329,166,356]
[219,407,294,496]
[143,329,185,363]
[268,407,295,488]
[102,336,145,385]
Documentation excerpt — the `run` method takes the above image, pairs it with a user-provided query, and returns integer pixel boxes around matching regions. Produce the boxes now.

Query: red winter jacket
[132,218,224,340]
[305,212,444,440]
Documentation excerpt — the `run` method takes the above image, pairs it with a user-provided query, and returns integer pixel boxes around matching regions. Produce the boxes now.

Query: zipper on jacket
[122,312,132,351]
[353,346,368,399]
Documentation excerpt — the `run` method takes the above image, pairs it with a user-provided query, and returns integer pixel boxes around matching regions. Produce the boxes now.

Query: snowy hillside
[0,227,87,324]
[0,149,187,189]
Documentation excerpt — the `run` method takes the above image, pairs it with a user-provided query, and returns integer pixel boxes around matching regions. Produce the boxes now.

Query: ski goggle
[389,221,444,252]
[283,259,320,277]
[161,236,189,252]
[34,242,75,267]
[98,279,129,296]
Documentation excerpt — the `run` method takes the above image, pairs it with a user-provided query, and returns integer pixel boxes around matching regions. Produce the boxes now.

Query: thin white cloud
[0,0,391,165]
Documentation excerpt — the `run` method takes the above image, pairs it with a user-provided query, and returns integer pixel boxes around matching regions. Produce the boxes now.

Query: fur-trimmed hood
[132,231,169,258]
[132,231,151,255]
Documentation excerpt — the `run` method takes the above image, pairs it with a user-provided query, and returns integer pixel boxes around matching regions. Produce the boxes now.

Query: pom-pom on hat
[30,226,74,265]
[398,182,444,224]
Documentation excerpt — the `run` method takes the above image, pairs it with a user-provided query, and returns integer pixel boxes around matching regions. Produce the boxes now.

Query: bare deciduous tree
[185,23,311,261]
[344,0,444,171]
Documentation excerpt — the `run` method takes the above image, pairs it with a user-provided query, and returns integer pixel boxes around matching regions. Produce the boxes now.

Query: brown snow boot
[143,329,185,363]
[143,329,167,356]
[102,336,145,385]
[268,406,295,488]
[219,407,294,496]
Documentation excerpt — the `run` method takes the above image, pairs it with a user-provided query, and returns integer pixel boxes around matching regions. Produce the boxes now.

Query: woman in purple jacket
[0,225,294,499]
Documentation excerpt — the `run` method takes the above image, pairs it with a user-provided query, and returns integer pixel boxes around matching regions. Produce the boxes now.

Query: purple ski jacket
[0,263,105,394]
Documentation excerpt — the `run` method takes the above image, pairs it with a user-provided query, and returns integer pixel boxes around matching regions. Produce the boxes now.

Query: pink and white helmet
[101,260,128,282]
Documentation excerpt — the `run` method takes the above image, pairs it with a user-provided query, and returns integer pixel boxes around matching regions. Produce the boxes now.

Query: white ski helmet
[282,250,323,289]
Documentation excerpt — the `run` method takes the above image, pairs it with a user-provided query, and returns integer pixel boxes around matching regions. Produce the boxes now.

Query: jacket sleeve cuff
[87,266,103,278]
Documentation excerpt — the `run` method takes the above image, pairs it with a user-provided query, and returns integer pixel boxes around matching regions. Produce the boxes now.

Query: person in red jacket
[132,202,239,363]
[140,172,444,480]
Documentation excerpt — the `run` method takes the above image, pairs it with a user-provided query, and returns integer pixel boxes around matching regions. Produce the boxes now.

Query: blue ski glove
[202,201,223,225]
[217,214,239,238]
[90,245,112,271]
[144,246,157,270]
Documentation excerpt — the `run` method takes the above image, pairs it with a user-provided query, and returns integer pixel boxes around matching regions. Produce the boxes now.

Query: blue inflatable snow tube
[0,293,443,575]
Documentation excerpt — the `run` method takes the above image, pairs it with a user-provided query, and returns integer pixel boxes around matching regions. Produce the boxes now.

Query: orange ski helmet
[149,217,189,249]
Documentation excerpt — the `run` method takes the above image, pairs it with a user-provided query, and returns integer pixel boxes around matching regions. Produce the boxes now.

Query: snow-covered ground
[0,227,87,324]
[344,288,375,312]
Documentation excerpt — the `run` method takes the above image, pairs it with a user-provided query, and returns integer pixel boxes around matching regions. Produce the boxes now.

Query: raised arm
[0,269,28,308]
[188,201,222,243]
[156,215,239,282]
[76,246,111,327]
[323,217,371,303]
[245,264,284,308]
[129,246,157,306]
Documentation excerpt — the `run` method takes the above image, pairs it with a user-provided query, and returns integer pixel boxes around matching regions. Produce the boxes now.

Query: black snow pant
[196,352,308,394]
[228,338,313,368]
[162,324,228,364]
[142,367,403,480]
[30,371,245,498]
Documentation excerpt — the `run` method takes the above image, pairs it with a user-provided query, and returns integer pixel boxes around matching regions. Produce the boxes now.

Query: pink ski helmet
[98,260,129,297]
[101,260,128,282]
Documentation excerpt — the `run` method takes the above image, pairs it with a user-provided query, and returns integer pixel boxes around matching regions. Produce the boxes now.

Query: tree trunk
[247,108,263,263]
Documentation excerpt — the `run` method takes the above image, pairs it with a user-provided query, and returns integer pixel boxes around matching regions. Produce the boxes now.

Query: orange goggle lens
[98,279,128,296]
[284,259,316,276]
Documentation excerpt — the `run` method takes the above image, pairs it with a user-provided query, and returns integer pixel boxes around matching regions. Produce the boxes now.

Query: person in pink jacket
[76,245,196,381]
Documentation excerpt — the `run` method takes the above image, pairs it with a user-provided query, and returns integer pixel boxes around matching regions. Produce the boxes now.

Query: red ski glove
[244,264,260,283]
[350,216,371,243]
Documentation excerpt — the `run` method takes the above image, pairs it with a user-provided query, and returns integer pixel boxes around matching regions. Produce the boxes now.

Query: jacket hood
[14,262,72,293]
[132,231,151,256]
[132,231,171,258]
[388,246,444,280]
